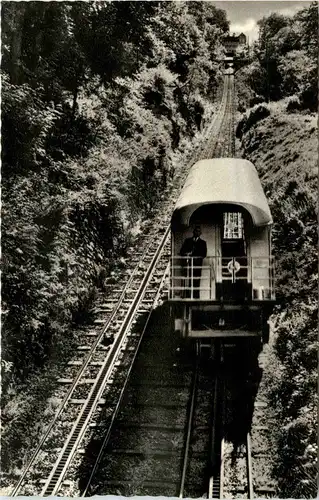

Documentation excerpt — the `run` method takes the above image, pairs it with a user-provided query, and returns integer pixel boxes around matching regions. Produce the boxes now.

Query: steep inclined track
[83,328,199,496]
[12,225,170,495]
[40,233,171,496]
[216,342,273,499]
[201,74,234,159]
[12,75,235,497]
[88,342,219,498]
[12,229,169,494]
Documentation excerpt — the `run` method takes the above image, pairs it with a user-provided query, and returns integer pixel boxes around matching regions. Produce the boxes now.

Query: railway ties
[199,78,231,160]
[12,75,238,497]
[12,227,170,497]
[207,74,235,159]
[88,341,228,498]
[210,340,277,499]
[216,434,254,499]
[85,342,198,497]
[41,234,170,496]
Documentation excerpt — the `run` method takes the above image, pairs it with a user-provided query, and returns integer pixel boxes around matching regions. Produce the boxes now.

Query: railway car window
[223,212,244,239]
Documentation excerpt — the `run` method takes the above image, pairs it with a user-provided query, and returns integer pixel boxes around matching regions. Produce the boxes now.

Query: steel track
[80,258,172,496]
[82,78,236,496]
[208,371,225,499]
[209,360,254,500]
[246,432,254,499]
[12,230,169,496]
[40,229,171,496]
[11,224,171,496]
[210,75,235,158]
[12,74,235,497]
[178,341,200,498]
[200,75,233,159]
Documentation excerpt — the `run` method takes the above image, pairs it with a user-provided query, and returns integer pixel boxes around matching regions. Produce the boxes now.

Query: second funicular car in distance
[169,158,275,342]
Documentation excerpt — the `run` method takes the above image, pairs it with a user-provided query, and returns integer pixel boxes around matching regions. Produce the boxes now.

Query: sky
[212,1,313,42]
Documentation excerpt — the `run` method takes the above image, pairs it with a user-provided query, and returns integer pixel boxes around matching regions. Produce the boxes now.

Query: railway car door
[219,212,248,300]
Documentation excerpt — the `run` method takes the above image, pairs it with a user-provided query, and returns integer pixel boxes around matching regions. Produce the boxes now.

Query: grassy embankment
[237,101,317,498]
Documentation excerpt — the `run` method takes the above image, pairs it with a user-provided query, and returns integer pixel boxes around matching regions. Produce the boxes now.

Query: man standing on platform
[180,226,207,298]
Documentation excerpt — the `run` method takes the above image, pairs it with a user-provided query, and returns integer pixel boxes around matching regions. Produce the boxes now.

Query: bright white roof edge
[173,158,272,227]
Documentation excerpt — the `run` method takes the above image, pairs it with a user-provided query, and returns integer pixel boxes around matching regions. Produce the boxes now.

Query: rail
[12,236,170,496]
[208,373,225,498]
[210,74,234,158]
[81,262,171,496]
[246,432,254,498]
[169,256,275,301]
[39,230,170,496]
[11,229,170,496]
[11,73,236,497]
[178,340,200,498]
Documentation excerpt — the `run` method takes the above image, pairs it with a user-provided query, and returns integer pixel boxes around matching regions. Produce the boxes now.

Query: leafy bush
[239,107,317,498]
[249,95,264,107]
[236,4,317,109]
[236,104,270,139]
[286,95,301,113]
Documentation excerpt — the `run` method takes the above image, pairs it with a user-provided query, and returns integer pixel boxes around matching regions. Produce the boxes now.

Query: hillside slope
[1,1,230,487]
[237,102,317,498]
[2,1,228,390]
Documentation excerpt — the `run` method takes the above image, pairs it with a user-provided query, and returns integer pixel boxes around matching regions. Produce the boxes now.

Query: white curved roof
[172,158,272,227]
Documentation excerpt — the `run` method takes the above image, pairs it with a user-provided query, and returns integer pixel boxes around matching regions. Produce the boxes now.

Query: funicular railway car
[169,158,275,342]
[224,56,234,70]
[224,56,234,75]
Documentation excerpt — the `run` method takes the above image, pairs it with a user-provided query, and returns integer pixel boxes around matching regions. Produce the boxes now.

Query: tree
[2,2,26,84]
[257,12,290,52]
[295,1,318,56]
[1,0,228,390]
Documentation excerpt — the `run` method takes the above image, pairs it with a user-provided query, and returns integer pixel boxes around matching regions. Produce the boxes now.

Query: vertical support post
[170,257,172,299]
[191,257,193,300]
[251,257,254,300]
[183,304,191,338]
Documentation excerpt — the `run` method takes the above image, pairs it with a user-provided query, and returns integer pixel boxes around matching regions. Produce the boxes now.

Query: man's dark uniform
[180,235,207,298]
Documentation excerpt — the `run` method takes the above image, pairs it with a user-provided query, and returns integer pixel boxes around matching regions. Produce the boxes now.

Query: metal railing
[169,256,275,301]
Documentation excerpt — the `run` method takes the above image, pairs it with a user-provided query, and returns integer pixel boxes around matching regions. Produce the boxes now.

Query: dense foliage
[230,5,318,493]
[238,104,317,498]
[236,18,318,496]
[236,2,318,111]
[2,1,229,391]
